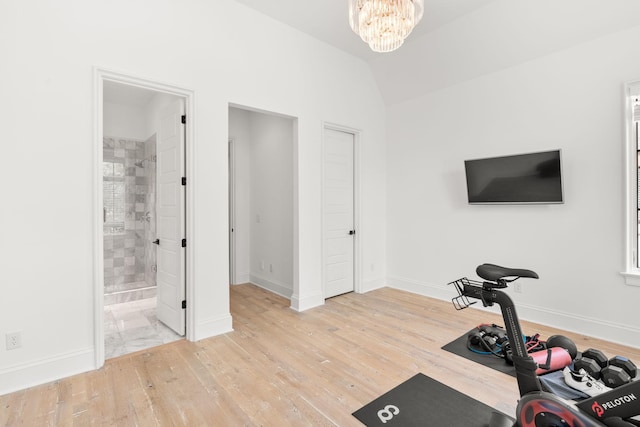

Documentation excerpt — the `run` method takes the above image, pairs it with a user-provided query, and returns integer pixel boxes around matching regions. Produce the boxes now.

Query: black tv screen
[464,150,563,204]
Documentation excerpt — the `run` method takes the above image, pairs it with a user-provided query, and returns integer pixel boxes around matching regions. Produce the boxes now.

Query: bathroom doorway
[100,78,187,359]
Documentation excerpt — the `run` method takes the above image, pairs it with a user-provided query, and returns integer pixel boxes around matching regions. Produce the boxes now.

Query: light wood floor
[2,284,640,426]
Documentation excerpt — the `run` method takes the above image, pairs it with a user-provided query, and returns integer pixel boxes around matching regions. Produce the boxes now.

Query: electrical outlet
[514,283,523,294]
[6,332,21,350]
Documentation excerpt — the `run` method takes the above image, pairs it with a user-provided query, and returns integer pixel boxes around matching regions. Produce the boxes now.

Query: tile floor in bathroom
[104,297,183,359]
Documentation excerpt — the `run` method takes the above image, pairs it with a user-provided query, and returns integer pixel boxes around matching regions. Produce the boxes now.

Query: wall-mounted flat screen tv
[464,150,563,204]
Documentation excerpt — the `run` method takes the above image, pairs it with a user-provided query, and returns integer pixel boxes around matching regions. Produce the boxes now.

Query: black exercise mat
[441,329,516,377]
[442,330,588,400]
[352,373,509,426]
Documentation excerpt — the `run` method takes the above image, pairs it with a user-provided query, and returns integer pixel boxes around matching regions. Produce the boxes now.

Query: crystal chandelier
[348,0,424,53]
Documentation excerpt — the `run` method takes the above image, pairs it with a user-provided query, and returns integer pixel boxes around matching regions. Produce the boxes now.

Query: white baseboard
[249,274,293,299]
[0,315,235,396]
[194,314,233,341]
[234,273,250,284]
[387,276,454,302]
[360,278,387,293]
[247,273,323,312]
[514,304,640,349]
[387,276,640,349]
[290,292,324,312]
[0,347,95,396]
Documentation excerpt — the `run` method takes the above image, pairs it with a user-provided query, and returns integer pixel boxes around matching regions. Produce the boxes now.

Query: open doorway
[97,75,188,360]
[228,105,296,299]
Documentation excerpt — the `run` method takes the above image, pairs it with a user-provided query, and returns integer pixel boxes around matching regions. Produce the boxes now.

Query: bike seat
[476,263,539,282]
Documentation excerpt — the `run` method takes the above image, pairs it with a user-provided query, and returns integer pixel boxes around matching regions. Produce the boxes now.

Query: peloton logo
[591,393,637,418]
[377,404,400,423]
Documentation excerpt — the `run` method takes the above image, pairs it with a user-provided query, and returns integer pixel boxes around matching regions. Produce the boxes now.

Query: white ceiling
[233,0,640,105]
[103,80,157,107]
[232,0,496,63]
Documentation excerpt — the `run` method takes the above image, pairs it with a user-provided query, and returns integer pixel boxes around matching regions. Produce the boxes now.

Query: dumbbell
[574,348,608,380]
[609,355,637,378]
[602,366,631,388]
[601,356,637,388]
[574,357,602,379]
[583,349,608,367]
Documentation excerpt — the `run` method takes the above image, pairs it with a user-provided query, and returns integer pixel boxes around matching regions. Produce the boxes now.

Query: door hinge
[181,115,186,124]
[349,230,356,235]
[181,177,186,186]
[181,300,186,309]
[182,238,186,248]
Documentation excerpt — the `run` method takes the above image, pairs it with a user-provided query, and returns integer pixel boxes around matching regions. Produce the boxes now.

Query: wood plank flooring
[2,284,640,426]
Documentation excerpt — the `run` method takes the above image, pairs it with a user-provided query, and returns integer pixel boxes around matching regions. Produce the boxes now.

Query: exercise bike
[450,263,640,427]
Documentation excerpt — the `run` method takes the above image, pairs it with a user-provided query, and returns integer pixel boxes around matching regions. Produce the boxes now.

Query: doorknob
[349,230,356,235]
[153,239,160,245]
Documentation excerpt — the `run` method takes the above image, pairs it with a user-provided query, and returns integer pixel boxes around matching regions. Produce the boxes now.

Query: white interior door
[156,98,186,335]
[323,128,355,298]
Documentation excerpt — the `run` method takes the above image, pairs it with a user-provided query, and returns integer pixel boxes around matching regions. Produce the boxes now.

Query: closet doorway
[96,72,191,363]
[228,105,296,300]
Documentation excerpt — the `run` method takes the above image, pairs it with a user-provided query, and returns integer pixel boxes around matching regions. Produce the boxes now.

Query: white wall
[387,24,640,347]
[103,102,147,140]
[249,111,294,297]
[0,0,387,395]
[229,107,252,284]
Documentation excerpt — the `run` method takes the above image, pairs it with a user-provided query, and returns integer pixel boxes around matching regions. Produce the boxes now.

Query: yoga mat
[352,373,511,426]
[442,330,588,400]
[441,329,516,377]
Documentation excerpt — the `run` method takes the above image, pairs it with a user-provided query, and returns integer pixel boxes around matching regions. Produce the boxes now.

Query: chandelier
[348,0,424,53]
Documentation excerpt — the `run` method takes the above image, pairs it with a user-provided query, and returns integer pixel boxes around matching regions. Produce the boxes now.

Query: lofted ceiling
[233,0,640,106]
[232,0,496,63]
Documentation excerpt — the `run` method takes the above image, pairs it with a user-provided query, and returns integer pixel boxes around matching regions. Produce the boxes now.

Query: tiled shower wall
[103,136,156,297]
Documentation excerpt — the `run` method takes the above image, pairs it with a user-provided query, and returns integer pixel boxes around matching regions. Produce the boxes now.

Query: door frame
[228,138,236,285]
[321,122,362,297]
[93,67,195,368]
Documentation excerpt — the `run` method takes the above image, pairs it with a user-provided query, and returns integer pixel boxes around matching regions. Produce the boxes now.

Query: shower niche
[103,135,157,305]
